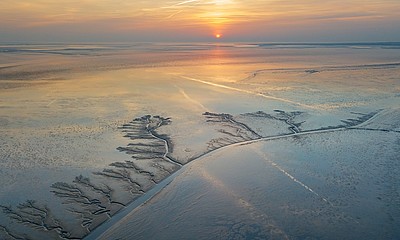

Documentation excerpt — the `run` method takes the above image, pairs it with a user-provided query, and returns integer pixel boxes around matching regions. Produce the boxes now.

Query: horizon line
[1,41,400,45]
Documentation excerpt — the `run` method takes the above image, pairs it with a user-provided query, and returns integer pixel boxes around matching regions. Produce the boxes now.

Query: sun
[215,33,222,39]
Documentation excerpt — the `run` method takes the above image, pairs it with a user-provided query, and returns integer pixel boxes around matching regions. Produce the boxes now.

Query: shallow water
[101,130,400,240]
[0,43,399,239]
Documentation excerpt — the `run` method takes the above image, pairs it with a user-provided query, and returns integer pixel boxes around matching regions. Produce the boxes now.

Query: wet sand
[100,129,400,240]
[0,43,399,239]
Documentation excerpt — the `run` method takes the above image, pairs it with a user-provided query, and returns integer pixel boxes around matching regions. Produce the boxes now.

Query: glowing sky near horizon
[1,0,400,42]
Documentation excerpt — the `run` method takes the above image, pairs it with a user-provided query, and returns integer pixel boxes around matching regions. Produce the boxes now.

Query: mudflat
[0,43,399,239]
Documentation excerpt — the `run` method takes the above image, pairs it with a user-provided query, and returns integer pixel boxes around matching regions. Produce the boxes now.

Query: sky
[1,0,400,43]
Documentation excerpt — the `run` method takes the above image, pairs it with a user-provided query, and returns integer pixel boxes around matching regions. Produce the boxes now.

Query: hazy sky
[1,0,400,42]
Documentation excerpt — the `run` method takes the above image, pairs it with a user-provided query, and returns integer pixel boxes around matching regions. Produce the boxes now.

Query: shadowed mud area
[0,43,399,239]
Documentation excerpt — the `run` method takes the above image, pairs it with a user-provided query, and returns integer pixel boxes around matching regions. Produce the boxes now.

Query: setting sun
[215,34,222,38]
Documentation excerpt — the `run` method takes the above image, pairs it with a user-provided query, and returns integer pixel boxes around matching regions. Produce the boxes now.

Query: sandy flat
[1,43,399,239]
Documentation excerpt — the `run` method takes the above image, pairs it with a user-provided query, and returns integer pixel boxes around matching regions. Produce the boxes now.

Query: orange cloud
[1,0,399,41]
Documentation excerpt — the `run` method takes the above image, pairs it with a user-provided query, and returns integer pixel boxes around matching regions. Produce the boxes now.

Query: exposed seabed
[0,43,399,239]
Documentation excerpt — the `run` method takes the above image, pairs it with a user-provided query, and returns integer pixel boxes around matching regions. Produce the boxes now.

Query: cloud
[0,0,399,42]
